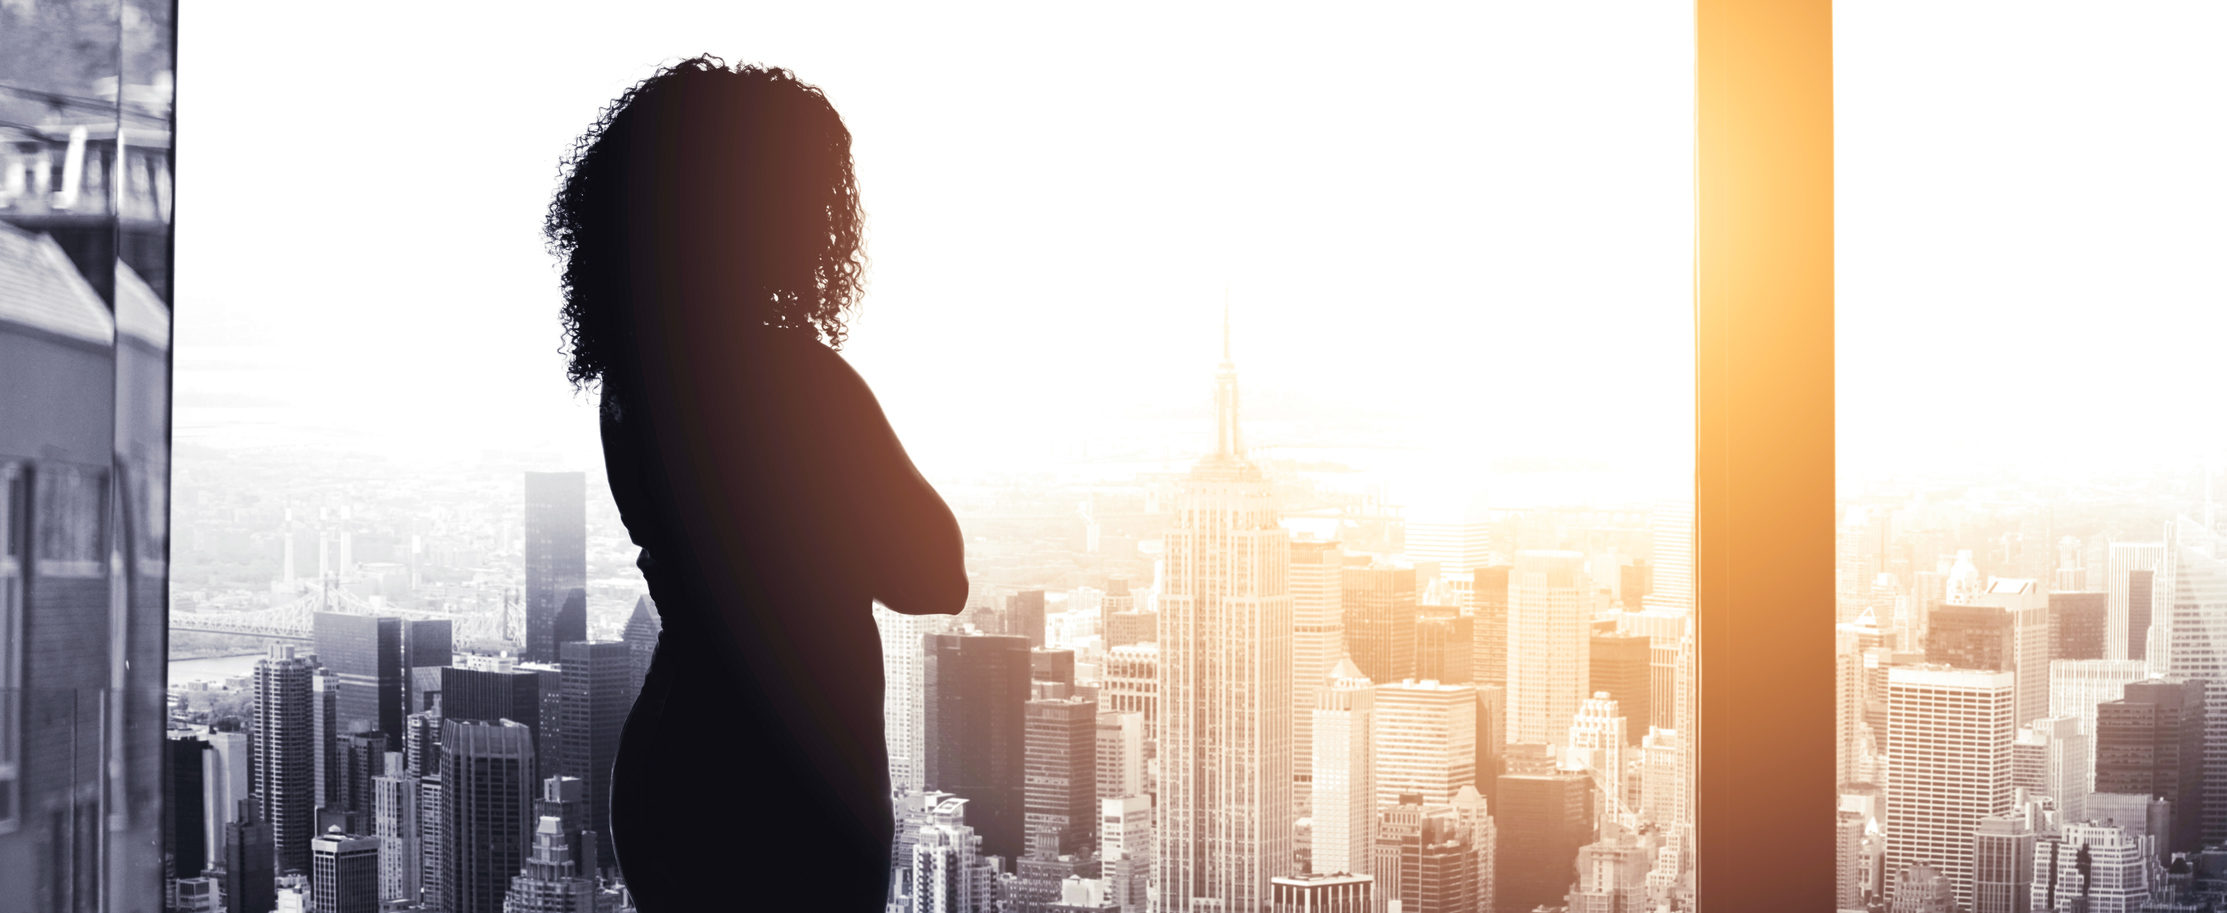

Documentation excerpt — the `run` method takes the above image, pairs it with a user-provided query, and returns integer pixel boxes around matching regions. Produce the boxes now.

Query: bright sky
[1837,2,2227,483]
[175,2,1695,502]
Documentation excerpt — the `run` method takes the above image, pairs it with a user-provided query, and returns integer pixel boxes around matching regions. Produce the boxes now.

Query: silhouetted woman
[545,57,967,911]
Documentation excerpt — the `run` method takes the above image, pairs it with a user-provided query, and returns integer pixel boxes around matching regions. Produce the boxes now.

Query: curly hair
[545,56,866,391]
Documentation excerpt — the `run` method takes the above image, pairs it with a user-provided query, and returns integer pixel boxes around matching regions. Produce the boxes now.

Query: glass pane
[1837,5,2227,912]
[173,4,1693,911]
[0,0,175,909]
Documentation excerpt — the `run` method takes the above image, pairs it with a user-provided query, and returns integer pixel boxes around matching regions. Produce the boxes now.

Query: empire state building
[1155,310,1295,912]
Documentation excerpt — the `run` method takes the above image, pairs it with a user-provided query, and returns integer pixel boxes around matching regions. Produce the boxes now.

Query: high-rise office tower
[442,719,536,913]
[1095,711,1145,802]
[310,826,381,913]
[1024,682,1098,857]
[2094,678,2204,856]
[1101,795,1152,913]
[1311,656,1375,878]
[1837,650,1862,788]
[1565,693,1627,836]
[1836,809,1867,911]
[1269,873,1374,913]
[2049,592,2107,661]
[2158,518,2227,848]
[2012,716,2090,825]
[1926,603,2014,671]
[1471,566,1510,691]
[1970,578,2051,728]
[1154,316,1294,913]
[1640,500,1693,616]
[2030,822,2148,913]
[165,736,211,880]
[1373,680,1477,809]
[1413,609,1473,685]
[504,815,598,913]
[402,619,452,715]
[1291,538,1346,785]
[315,612,405,748]
[372,762,421,905]
[1508,550,1588,746]
[1105,576,1156,648]
[926,630,1033,862]
[1968,816,2034,913]
[403,707,443,778]
[913,796,996,913]
[1371,794,1486,913]
[1451,785,1496,913]
[1342,563,1419,686]
[2102,541,2167,662]
[206,728,252,832]
[2049,659,2149,738]
[524,471,588,664]
[1495,771,1593,913]
[879,604,948,795]
[1474,686,1507,812]
[534,775,597,872]
[1032,648,1078,687]
[220,798,278,913]
[254,644,318,876]
[1103,643,1158,723]
[442,662,546,760]
[1885,666,2015,910]
[1589,634,1650,743]
[1008,589,1049,648]
[1563,831,1652,913]
[1639,728,1688,831]
[622,595,661,699]
[553,640,629,871]
[417,774,447,913]
[312,665,341,813]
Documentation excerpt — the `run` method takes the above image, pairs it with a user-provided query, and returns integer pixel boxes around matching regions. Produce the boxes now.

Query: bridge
[172,585,516,651]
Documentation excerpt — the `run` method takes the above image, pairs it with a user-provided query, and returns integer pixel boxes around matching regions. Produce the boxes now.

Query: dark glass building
[554,641,631,872]
[1925,603,2014,672]
[2096,678,2206,857]
[442,719,536,913]
[1495,771,1593,913]
[1415,609,1474,685]
[621,595,661,698]
[164,736,211,879]
[1032,648,1077,687]
[254,645,319,876]
[926,630,1034,861]
[1007,589,1049,648]
[403,619,455,714]
[442,665,547,759]
[523,471,587,664]
[2048,591,2107,661]
[314,612,405,750]
[1344,564,1420,685]
[220,799,276,913]
[1589,632,1652,742]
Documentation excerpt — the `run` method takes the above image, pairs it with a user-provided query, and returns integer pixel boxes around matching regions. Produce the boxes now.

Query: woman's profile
[545,56,967,911]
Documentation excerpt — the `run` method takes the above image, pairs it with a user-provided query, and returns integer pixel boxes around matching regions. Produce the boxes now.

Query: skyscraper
[505,814,599,913]
[622,595,662,699]
[2030,822,2148,913]
[1508,550,1588,746]
[1023,682,1098,857]
[1371,794,1487,913]
[441,719,535,913]
[1095,711,1145,803]
[2094,678,2204,856]
[164,736,211,881]
[1101,795,1153,913]
[554,640,630,871]
[402,619,453,715]
[2049,659,2149,738]
[1155,315,1294,913]
[1413,609,1473,685]
[254,644,318,876]
[1565,693,1627,836]
[1291,538,1346,787]
[1471,566,1510,691]
[2158,518,2227,847]
[524,471,587,664]
[1373,680,1478,808]
[314,612,404,748]
[1885,666,2014,910]
[2049,591,2107,661]
[1269,873,1374,913]
[372,762,421,905]
[1342,562,1419,686]
[1588,634,1650,743]
[1494,770,1592,913]
[309,826,381,913]
[1311,656,1375,878]
[1640,500,1693,616]
[1103,643,1158,724]
[442,661,547,763]
[2013,716,2089,825]
[1007,589,1049,648]
[1968,816,2034,913]
[1969,578,2051,729]
[925,630,1033,862]
[913,796,996,913]
[2105,541,2166,662]
[879,604,947,795]
[1563,831,1653,913]
[219,799,276,913]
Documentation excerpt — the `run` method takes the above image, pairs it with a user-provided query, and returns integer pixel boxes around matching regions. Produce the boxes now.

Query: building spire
[1214,290,1242,457]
